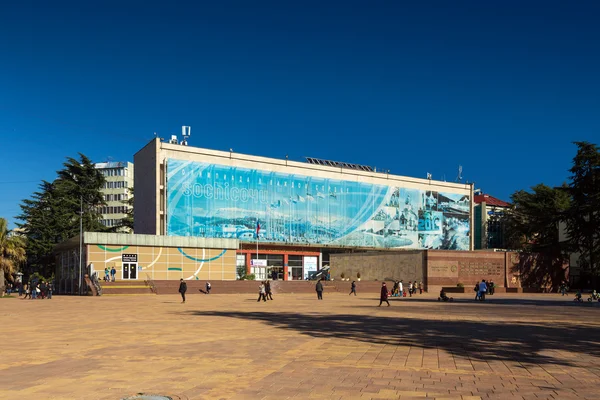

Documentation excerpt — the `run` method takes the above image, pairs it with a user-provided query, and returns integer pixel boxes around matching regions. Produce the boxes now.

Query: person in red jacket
[378,282,390,307]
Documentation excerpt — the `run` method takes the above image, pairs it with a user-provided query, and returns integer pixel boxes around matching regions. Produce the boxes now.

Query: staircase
[100,280,155,295]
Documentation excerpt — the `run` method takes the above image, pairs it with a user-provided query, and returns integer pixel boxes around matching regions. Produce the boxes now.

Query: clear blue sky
[1,1,599,229]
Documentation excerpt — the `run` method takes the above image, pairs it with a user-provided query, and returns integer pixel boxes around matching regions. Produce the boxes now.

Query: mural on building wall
[87,245,235,280]
[166,159,470,250]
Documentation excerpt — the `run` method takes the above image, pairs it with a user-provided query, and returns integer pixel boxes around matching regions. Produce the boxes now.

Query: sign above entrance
[251,259,267,267]
[122,254,138,262]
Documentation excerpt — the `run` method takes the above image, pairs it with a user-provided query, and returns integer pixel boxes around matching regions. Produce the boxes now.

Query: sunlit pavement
[1,291,599,399]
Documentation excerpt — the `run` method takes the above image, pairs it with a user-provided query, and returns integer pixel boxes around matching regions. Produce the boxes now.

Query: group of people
[390,280,423,297]
[474,279,495,301]
[104,267,117,282]
[257,281,274,302]
[10,280,54,299]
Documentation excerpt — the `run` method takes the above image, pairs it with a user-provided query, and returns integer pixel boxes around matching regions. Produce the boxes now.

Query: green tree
[17,154,107,278]
[504,184,571,289]
[565,141,600,286]
[0,218,27,293]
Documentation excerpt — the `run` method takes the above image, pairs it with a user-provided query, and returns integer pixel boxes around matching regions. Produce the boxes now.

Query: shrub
[357,272,361,279]
[340,272,346,279]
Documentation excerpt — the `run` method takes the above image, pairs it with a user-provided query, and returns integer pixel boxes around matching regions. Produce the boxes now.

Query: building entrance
[122,263,138,280]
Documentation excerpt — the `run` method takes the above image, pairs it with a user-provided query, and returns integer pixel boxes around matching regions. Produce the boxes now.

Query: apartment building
[95,161,134,231]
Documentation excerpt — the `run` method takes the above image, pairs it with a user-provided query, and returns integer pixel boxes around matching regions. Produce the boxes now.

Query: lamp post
[79,195,83,295]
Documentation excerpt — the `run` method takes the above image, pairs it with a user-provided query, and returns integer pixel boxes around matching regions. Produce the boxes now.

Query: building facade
[134,138,474,281]
[473,193,511,250]
[54,232,237,294]
[95,161,134,231]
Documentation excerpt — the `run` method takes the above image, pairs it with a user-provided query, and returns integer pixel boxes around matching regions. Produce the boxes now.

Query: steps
[100,280,155,295]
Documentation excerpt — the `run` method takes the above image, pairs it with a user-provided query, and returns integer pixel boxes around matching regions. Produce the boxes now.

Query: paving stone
[1,292,600,399]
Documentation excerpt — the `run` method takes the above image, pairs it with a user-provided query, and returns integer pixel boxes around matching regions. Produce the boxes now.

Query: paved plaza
[1,291,600,400]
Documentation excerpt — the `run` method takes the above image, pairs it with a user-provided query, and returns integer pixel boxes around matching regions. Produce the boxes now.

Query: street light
[79,195,83,295]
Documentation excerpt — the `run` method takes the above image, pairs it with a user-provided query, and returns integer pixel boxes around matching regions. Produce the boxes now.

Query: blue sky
[1,1,599,229]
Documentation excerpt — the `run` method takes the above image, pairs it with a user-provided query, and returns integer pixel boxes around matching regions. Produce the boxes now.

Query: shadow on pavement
[184,309,600,367]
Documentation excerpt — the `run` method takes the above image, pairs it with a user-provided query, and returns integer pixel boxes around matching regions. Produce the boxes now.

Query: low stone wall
[330,251,425,283]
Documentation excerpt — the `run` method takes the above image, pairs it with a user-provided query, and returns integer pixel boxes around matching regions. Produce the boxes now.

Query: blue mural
[166,159,470,250]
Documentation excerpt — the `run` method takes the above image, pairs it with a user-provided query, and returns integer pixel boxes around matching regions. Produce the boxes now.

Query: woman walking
[378,282,390,307]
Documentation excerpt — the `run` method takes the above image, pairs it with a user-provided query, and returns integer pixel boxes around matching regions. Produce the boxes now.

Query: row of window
[104,194,128,202]
[100,219,124,227]
[100,206,129,215]
[100,168,128,177]
[103,181,129,189]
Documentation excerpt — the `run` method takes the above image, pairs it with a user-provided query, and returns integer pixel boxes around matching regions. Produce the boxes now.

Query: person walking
[111,267,117,282]
[316,279,324,300]
[178,279,187,303]
[474,281,480,300]
[265,280,273,300]
[31,281,38,300]
[478,279,487,301]
[408,281,413,297]
[379,282,390,307]
[23,284,31,299]
[206,282,211,294]
[399,280,404,297]
[418,281,424,295]
[47,282,53,299]
[349,280,357,296]
[257,282,266,302]
[104,267,110,282]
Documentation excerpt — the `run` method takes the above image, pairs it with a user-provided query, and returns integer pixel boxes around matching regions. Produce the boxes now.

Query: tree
[17,154,107,278]
[0,218,27,294]
[504,184,571,289]
[565,142,600,287]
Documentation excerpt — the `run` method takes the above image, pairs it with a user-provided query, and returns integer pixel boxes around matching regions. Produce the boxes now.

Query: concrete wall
[330,251,426,282]
[134,139,159,234]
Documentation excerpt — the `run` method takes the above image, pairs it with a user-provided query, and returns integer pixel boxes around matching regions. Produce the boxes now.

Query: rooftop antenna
[180,126,191,146]
[455,165,463,183]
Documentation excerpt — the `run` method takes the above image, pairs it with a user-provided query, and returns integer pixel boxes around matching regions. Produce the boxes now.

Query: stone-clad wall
[330,251,426,283]
[426,250,506,292]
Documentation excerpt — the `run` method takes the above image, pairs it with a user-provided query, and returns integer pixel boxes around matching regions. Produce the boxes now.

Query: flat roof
[55,233,239,252]
[139,138,472,192]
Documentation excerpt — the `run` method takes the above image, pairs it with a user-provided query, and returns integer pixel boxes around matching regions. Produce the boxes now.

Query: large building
[473,192,511,250]
[134,138,474,281]
[95,161,134,231]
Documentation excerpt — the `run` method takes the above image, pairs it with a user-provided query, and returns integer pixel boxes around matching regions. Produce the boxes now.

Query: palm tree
[0,218,26,294]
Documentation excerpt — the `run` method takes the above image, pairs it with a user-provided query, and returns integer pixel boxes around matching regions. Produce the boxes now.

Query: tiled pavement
[1,291,600,399]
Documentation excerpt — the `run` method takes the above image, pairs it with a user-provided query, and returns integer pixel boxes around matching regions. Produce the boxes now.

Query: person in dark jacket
[349,281,357,296]
[178,279,187,303]
[316,279,323,300]
[265,280,273,300]
[379,282,390,307]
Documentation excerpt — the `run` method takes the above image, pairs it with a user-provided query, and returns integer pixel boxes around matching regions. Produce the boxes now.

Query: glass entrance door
[122,263,138,280]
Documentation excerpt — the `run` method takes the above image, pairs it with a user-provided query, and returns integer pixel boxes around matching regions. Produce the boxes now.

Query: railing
[145,273,157,294]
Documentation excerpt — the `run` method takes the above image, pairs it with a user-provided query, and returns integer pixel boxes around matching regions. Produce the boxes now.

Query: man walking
[349,280,357,296]
[257,282,266,302]
[178,279,187,303]
[206,281,211,294]
[418,281,424,294]
[316,279,324,300]
[265,280,273,300]
[111,267,117,282]
[378,282,390,307]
